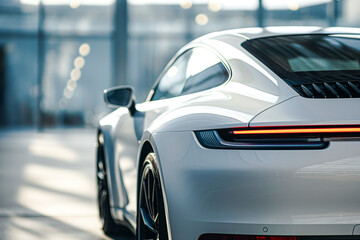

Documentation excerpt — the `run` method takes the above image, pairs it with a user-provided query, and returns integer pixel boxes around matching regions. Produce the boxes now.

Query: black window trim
[241,33,360,98]
[241,33,360,78]
[145,43,232,102]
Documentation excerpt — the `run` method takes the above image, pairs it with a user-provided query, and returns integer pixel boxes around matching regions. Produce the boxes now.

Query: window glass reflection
[263,0,331,26]
[181,48,228,95]
[336,0,360,27]
[0,1,38,32]
[0,38,38,126]
[42,39,112,126]
[129,0,258,35]
[152,47,228,100]
[186,48,219,78]
[43,3,115,35]
[152,50,191,100]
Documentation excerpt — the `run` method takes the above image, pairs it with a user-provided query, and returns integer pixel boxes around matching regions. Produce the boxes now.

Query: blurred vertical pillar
[37,0,45,130]
[329,0,339,26]
[258,0,264,27]
[185,7,194,43]
[114,0,128,85]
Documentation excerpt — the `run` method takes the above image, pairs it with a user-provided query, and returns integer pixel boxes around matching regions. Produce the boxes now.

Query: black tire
[96,140,126,236]
[137,153,169,240]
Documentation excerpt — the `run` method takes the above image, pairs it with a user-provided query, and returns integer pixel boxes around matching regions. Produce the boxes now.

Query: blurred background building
[0,0,359,128]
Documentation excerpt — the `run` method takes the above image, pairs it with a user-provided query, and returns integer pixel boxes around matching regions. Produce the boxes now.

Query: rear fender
[137,131,173,240]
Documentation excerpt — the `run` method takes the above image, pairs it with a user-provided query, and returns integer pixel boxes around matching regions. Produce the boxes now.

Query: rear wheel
[137,153,169,240]
[97,140,126,236]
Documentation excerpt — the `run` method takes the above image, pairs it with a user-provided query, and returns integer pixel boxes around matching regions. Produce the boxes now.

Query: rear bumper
[198,235,360,240]
[153,131,360,240]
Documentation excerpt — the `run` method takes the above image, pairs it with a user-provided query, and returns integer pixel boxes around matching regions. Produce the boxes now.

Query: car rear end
[154,32,360,240]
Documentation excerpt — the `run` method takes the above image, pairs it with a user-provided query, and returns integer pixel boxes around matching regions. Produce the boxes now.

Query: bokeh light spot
[74,56,85,69]
[67,80,77,91]
[63,88,74,99]
[195,13,209,26]
[69,0,81,9]
[79,43,91,56]
[208,0,222,12]
[287,1,299,11]
[180,0,192,9]
[70,69,82,81]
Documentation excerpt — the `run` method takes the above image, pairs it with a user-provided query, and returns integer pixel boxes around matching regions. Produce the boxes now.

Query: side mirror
[104,86,136,115]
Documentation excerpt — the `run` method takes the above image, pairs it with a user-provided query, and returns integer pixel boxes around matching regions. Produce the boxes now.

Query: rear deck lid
[249,96,360,127]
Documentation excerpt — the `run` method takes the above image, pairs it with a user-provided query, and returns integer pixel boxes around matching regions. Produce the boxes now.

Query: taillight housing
[195,125,360,150]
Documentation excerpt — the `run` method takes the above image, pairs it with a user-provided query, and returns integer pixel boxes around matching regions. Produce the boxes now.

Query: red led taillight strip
[232,127,360,135]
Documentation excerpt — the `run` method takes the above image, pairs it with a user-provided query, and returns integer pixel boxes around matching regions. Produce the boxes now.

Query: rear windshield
[242,34,360,86]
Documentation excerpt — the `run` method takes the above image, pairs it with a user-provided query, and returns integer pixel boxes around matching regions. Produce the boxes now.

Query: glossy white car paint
[98,27,360,240]
[152,131,360,239]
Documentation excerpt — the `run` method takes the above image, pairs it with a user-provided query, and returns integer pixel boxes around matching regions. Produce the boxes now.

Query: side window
[151,47,229,101]
[152,50,192,101]
[181,48,229,96]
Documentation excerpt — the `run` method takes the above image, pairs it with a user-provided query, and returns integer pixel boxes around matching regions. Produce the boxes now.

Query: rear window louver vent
[293,81,360,98]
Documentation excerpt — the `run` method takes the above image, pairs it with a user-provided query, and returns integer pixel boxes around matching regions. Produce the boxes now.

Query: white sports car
[96,27,360,240]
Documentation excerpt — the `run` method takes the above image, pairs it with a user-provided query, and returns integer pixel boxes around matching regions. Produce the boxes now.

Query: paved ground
[0,128,135,240]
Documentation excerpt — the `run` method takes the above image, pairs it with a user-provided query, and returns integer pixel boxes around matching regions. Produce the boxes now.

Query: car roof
[203,26,360,41]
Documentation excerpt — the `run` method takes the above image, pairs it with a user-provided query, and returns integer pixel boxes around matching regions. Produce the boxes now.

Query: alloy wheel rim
[138,163,162,240]
[97,156,107,225]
